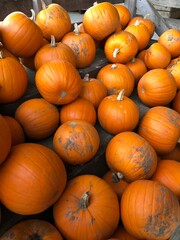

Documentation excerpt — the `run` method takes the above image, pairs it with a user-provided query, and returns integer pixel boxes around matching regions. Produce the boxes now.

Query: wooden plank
[149,0,180,9]
[124,0,137,17]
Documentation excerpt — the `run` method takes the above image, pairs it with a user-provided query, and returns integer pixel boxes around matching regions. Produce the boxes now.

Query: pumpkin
[166,57,180,89]
[159,142,180,162]
[35,59,82,105]
[35,0,71,41]
[2,115,25,146]
[34,35,76,70]
[125,57,148,86]
[104,31,139,63]
[60,97,97,125]
[0,115,11,165]
[137,68,177,107]
[121,179,180,239]
[137,106,180,154]
[110,223,141,240]
[53,174,120,240]
[61,23,96,68]
[83,1,120,41]
[0,219,63,239]
[144,42,171,69]
[53,120,100,165]
[0,10,43,57]
[172,90,180,114]
[114,4,131,29]
[14,98,60,140]
[125,20,151,51]
[136,49,147,61]
[158,29,180,58]
[79,73,107,109]
[106,131,157,182]
[103,170,129,200]
[0,42,19,60]
[151,159,180,200]
[0,51,28,104]
[0,143,67,215]
[97,63,135,96]
[97,90,139,135]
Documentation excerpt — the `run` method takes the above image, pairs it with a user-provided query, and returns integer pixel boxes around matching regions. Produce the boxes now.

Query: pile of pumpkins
[0,0,180,239]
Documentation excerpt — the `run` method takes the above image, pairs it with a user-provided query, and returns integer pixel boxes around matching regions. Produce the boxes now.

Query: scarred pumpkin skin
[53,174,120,240]
[172,90,180,114]
[121,180,180,240]
[0,143,67,215]
[0,219,63,239]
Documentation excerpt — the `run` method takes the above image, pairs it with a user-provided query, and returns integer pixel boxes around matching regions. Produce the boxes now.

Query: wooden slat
[124,0,137,17]
[149,0,180,9]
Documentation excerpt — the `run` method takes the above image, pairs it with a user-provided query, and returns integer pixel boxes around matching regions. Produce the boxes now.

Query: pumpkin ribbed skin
[53,174,120,240]
[105,131,157,182]
[166,57,180,90]
[121,179,180,239]
[0,219,63,239]
[159,142,180,162]
[0,143,67,215]
[115,5,131,29]
[172,90,180,114]
[110,224,140,240]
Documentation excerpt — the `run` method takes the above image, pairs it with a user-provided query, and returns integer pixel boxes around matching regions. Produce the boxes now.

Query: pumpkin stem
[80,191,90,209]
[29,9,36,21]
[83,73,90,82]
[111,64,117,69]
[178,138,180,143]
[130,57,136,63]
[144,13,151,19]
[134,20,140,26]
[50,35,57,47]
[74,23,80,35]
[93,1,98,6]
[117,89,125,101]
[113,48,120,59]
[112,172,124,183]
[40,0,47,9]
[0,51,4,59]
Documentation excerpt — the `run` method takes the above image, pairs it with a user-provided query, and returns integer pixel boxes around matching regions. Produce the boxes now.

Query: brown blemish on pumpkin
[60,91,67,98]
[166,109,180,128]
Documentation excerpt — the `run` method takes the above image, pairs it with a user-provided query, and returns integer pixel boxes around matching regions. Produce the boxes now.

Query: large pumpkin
[105,131,158,182]
[53,120,100,165]
[0,219,63,239]
[0,11,43,57]
[121,179,180,239]
[0,115,12,165]
[0,143,67,215]
[53,174,120,240]
[137,106,180,154]
[35,59,82,105]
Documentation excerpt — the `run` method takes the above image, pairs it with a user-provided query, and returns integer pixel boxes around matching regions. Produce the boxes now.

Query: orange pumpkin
[0,51,28,104]
[0,43,19,60]
[34,35,76,70]
[158,29,180,58]
[110,223,141,240]
[115,4,131,29]
[172,90,180,114]
[79,73,107,109]
[53,120,100,165]
[0,143,67,215]
[83,2,120,41]
[97,63,135,96]
[35,0,71,41]
[15,98,60,140]
[0,115,11,165]
[136,49,147,61]
[35,59,82,105]
[151,159,180,200]
[97,90,139,135]
[61,23,96,68]
[159,142,180,162]
[121,180,180,239]
[104,31,139,63]
[0,219,63,239]
[53,174,120,240]
[137,106,180,154]
[106,131,157,182]
[60,97,96,125]
[0,11,43,57]
[166,57,180,89]
[2,115,25,146]
[144,42,171,69]
[137,68,177,107]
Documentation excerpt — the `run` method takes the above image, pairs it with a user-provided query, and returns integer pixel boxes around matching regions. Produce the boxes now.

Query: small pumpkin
[115,4,131,29]
[0,219,63,239]
[97,63,135,96]
[159,142,180,162]
[137,106,180,154]
[35,59,82,105]
[97,90,139,135]
[0,143,67,215]
[53,120,100,165]
[110,223,141,240]
[166,57,180,89]
[15,98,60,140]
[104,31,139,63]
[172,90,180,114]
[137,68,177,107]
[35,0,71,41]
[121,179,180,239]
[53,174,120,240]
[105,131,158,182]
